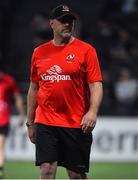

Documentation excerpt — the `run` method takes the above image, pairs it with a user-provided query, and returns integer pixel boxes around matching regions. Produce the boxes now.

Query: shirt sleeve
[85,47,102,83]
[30,49,38,83]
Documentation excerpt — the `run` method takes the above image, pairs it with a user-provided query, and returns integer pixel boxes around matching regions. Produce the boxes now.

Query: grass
[4,161,138,179]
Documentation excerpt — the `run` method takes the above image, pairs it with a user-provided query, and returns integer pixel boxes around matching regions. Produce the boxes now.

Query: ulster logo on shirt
[40,65,71,83]
[66,54,75,63]
[47,65,62,75]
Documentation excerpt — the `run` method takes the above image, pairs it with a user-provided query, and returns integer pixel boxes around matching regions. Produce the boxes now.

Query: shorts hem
[58,163,89,173]
[35,160,58,166]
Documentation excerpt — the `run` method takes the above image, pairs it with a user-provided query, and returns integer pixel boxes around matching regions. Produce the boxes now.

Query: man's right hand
[27,125,36,144]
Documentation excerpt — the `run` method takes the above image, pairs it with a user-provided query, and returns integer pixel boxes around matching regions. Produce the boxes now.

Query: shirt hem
[34,121,81,128]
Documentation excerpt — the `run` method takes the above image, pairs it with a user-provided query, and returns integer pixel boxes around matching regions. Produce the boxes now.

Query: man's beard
[60,31,72,38]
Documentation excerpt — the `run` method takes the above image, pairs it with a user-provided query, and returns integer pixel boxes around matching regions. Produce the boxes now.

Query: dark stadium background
[0,0,138,179]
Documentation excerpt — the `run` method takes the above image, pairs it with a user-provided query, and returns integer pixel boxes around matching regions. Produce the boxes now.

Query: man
[0,71,25,178]
[27,4,103,179]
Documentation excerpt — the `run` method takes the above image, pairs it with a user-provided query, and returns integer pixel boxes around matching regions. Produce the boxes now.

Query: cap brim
[56,13,77,20]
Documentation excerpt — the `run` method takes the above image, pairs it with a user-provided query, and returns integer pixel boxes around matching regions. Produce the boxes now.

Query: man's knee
[67,169,87,179]
[40,162,57,178]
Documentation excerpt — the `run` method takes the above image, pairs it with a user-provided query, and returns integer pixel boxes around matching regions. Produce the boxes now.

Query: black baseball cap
[49,5,76,20]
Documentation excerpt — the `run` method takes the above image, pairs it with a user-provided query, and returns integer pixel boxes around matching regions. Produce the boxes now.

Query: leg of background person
[67,169,88,179]
[40,161,57,179]
[0,134,6,178]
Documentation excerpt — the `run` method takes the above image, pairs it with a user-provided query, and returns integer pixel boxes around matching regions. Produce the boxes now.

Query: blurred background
[0,0,138,179]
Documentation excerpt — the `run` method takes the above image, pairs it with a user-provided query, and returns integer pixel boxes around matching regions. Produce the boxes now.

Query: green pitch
[4,161,138,179]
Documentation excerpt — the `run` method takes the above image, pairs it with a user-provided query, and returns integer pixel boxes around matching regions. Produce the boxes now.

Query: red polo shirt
[31,38,102,128]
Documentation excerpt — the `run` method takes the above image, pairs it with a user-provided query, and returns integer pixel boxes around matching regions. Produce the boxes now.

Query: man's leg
[40,161,57,179]
[67,169,87,179]
[35,124,59,179]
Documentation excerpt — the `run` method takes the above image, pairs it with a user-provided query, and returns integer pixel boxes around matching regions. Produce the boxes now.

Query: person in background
[27,4,103,179]
[0,71,25,178]
[114,67,138,115]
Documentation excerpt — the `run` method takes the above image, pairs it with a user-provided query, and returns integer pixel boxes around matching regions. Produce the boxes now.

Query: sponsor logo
[62,5,69,12]
[66,54,75,63]
[40,65,71,83]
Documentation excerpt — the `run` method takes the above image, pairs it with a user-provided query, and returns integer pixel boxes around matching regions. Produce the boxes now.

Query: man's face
[50,16,74,38]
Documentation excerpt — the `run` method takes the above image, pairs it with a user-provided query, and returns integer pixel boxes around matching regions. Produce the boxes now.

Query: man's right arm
[27,82,38,143]
[27,82,38,125]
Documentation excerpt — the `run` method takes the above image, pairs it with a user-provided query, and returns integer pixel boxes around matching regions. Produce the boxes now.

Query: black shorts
[35,123,92,173]
[0,124,9,136]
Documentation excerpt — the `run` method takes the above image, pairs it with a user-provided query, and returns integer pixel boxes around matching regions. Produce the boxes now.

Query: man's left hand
[80,111,97,133]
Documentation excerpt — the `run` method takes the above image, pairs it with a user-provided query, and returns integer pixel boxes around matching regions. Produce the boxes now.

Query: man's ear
[49,19,54,27]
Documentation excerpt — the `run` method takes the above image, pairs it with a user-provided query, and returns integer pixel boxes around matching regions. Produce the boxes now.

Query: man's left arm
[81,81,103,133]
